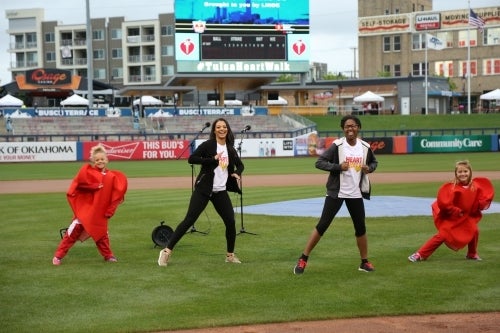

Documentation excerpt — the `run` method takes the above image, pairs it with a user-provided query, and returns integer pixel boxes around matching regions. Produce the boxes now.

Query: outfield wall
[0,133,498,162]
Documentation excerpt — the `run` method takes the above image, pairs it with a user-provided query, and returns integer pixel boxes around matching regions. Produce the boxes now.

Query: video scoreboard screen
[174,0,310,73]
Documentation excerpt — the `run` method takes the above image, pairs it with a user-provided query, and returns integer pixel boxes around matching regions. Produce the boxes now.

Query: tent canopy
[480,89,500,100]
[61,94,89,106]
[133,95,163,106]
[267,96,288,105]
[0,94,24,107]
[208,99,242,106]
[353,91,384,103]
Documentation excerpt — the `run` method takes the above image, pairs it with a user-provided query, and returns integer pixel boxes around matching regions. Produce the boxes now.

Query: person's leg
[54,222,85,260]
[95,233,115,261]
[159,190,209,266]
[415,233,445,259]
[211,191,236,253]
[167,190,210,251]
[345,198,367,259]
[303,196,343,256]
[346,198,374,271]
[294,196,343,274]
[466,229,480,260]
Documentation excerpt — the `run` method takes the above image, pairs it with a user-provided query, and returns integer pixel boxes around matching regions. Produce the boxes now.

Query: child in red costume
[52,145,128,265]
[408,160,494,262]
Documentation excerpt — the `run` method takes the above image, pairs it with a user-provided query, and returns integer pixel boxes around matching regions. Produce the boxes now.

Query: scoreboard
[174,0,310,74]
[201,35,287,60]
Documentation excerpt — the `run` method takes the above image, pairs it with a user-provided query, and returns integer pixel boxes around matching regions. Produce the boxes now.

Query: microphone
[200,122,211,132]
[241,125,251,133]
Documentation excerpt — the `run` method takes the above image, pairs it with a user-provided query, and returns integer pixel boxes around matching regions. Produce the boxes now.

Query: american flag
[469,9,485,33]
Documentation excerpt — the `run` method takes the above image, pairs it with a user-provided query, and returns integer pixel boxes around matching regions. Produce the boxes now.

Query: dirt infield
[2,172,500,332]
[2,171,500,194]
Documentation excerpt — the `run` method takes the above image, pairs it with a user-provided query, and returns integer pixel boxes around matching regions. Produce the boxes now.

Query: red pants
[54,223,114,260]
[417,230,479,259]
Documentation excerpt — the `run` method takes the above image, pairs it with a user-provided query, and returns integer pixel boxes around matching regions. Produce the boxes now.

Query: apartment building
[5,9,175,97]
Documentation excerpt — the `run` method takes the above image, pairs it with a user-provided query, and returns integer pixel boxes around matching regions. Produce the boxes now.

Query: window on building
[435,61,454,77]
[459,60,478,77]
[161,45,174,56]
[395,8,400,14]
[393,35,401,51]
[385,9,389,15]
[27,52,38,67]
[93,30,104,40]
[383,36,391,52]
[93,49,105,59]
[383,64,390,73]
[93,68,106,79]
[412,62,427,76]
[458,30,478,47]
[112,48,123,59]
[483,58,500,75]
[436,31,453,48]
[394,64,401,77]
[111,29,122,39]
[46,52,56,62]
[161,25,174,36]
[412,34,424,50]
[483,27,500,45]
[162,65,175,76]
[45,32,55,43]
[112,67,123,79]
[26,32,37,48]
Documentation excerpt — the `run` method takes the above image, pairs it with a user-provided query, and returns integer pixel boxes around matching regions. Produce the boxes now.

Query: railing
[4,127,498,143]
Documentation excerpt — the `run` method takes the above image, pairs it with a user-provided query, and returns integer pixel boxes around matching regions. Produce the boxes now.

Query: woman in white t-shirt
[294,115,378,274]
[158,118,244,267]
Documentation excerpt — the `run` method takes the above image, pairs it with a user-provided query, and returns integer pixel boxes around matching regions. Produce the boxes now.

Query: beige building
[358,0,500,106]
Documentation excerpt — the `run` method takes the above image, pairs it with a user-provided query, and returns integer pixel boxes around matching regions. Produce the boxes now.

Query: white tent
[353,91,384,103]
[133,96,163,106]
[267,96,288,105]
[61,94,89,106]
[0,94,24,107]
[480,88,500,100]
[208,99,242,106]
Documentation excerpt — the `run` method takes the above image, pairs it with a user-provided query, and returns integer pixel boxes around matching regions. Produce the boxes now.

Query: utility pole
[350,47,357,78]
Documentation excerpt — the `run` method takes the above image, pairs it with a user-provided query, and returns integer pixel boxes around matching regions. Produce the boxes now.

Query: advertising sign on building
[415,13,441,30]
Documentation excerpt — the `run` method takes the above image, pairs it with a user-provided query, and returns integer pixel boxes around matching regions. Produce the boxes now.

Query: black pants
[315,196,366,237]
[167,190,237,252]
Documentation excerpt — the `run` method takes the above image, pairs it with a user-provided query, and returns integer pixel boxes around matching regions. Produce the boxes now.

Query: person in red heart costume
[52,144,128,265]
[408,160,494,262]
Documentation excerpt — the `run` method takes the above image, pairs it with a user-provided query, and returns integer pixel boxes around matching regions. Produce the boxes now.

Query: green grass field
[1,114,500,333]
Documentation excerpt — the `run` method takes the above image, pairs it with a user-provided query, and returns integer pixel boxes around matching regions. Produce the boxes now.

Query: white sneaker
[158,249,171,266]
[225,253,241,263]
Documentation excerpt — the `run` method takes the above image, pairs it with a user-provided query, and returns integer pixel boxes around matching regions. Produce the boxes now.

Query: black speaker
[151,221,174,248]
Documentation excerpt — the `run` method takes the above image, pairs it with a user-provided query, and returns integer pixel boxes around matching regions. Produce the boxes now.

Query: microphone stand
[236,129,257,236]
[177,125,209,235]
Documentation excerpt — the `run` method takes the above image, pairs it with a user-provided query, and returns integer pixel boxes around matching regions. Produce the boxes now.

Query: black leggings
[167,190,237,252]
[315,196,366,237]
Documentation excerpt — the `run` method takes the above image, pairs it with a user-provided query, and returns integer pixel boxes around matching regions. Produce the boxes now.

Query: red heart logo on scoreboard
[180,39,195,55]
[292,40,306,55]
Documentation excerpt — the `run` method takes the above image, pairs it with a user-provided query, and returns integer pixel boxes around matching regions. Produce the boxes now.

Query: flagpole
[425,33,429,115]
[467,0,471,115]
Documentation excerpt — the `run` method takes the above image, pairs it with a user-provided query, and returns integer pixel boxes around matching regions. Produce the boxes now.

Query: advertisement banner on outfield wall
[0,142,77,162]
[80,141,192,160]
[194,138,295,157]
[411,135,492,153]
